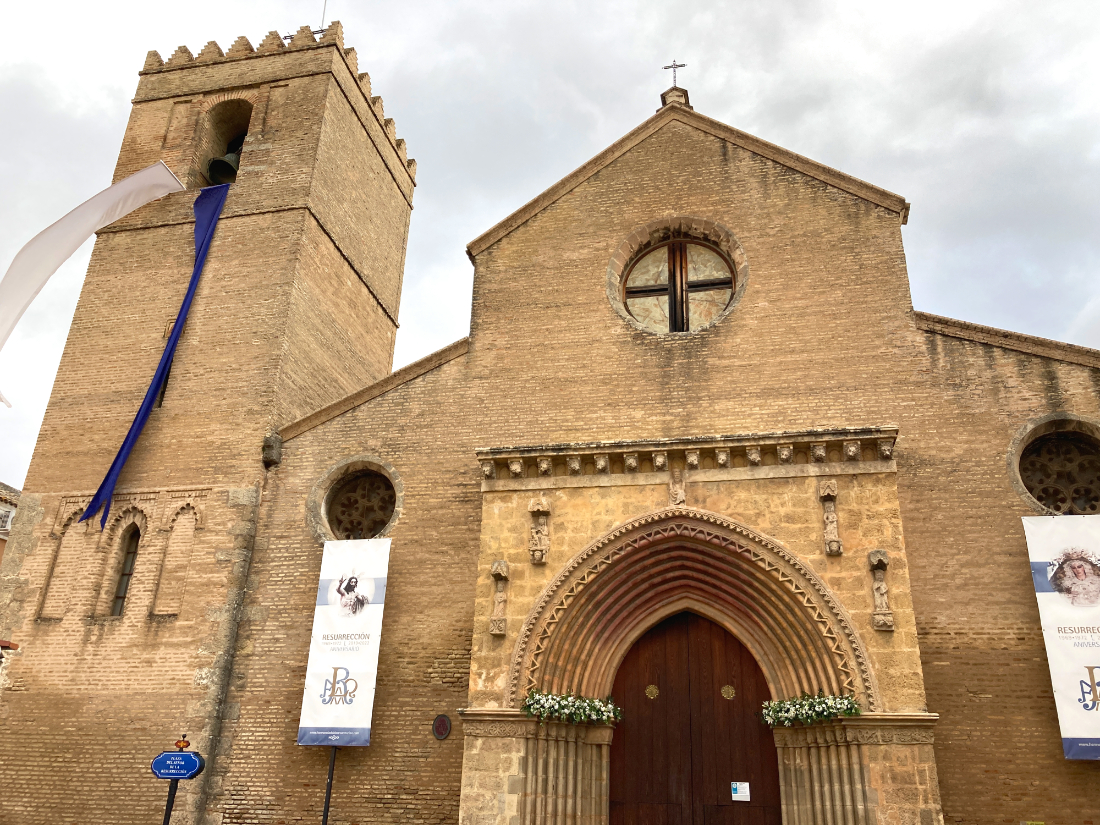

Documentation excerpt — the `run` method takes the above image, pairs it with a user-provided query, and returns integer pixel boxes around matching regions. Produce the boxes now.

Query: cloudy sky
[1,0,1098,488]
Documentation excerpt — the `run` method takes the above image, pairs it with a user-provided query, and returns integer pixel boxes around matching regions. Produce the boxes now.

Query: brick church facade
[1,23,1098,825]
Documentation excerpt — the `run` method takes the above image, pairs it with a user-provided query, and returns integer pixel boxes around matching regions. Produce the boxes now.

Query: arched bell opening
[509,508,879,714]
[192,98,254,188]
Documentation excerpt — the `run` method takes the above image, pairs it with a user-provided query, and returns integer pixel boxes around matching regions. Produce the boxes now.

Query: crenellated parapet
[138,22,416,183]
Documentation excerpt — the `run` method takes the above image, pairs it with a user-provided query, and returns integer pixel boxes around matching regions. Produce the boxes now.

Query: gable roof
[466,100,910,258]
[914,311,1100,369]
[280,337,469,441]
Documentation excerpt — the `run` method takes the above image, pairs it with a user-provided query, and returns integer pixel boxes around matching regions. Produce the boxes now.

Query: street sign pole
[150,735,206,824]
[322,746,337,825]
[162,778,180,825]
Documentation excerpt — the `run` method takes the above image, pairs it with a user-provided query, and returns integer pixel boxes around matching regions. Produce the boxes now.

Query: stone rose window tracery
[623,241,734,333]
[1020,432,1100,514]
[327,470,397,539]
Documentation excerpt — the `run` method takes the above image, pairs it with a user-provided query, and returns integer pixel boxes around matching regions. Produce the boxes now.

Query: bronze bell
[207,152,240,185]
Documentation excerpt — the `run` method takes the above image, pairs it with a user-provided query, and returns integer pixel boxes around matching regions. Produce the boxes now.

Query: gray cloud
[1,0,1098,486]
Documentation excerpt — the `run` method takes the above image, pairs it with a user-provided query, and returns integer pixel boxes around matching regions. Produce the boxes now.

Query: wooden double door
[610,612,781,825]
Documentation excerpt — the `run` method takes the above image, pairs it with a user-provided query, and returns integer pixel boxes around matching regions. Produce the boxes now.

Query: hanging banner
[1022,516,1100,760]
[297,538,390,747]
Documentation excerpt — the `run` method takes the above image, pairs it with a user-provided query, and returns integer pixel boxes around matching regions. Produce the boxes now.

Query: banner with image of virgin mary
[1022,516,1100,759]
[297,538,390,746]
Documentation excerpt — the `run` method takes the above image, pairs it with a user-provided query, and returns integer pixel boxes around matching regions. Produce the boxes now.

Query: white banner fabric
[0,160,184,406]
[1022,515,1100,760]
[297,538,391,747]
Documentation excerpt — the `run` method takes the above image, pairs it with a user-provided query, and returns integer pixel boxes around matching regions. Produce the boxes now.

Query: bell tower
[0,23,414,825]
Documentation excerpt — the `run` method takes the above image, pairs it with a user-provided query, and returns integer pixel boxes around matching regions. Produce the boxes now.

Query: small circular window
[1020,432,1100,514]
[327,470,397,539]
[623,241,734,333]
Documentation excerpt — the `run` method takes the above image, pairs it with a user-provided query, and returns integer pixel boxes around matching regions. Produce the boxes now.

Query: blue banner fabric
[81,184,230,528]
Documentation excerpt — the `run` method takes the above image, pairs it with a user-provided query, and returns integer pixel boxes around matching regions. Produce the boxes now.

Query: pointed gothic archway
[507,507,880,712]
[459,509,941,825]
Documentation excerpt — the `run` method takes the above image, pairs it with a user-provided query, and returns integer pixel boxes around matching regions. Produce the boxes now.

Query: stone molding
[770,713,938,748]
[459,707,616,745]
[507,507,880,711]
[477,427,898,491]
[459,707,538,739]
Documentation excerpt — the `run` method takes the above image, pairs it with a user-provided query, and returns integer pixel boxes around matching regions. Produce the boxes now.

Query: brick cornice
[280,337,470,441]
[466,103,909,258]
[914,311,1100,369]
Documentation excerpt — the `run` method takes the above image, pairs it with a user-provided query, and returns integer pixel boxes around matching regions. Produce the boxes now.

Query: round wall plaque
[432,714,452,740]
[645,684,659,699]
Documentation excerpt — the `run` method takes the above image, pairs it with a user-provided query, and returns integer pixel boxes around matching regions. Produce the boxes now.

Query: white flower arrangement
[522,689,623,725]
[760,691,861,728]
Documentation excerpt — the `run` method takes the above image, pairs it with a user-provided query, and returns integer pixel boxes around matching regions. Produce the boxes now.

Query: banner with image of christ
[1022,516,1100,760]
[297,538,390,746]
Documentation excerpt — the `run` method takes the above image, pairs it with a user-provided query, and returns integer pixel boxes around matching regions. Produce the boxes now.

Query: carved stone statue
[872,569,890,612]
[669,469,686,506]
[819,479,842,556]
[867,550,894,631]
[489,559,509,636]
[527,498,551,564]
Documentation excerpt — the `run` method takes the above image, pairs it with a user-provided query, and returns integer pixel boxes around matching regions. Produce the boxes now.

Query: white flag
[0,161,184,406]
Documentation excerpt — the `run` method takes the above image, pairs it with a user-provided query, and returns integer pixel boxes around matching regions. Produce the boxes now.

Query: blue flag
[81,184,230,528]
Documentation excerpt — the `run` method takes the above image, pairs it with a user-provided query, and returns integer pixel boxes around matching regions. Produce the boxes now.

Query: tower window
[111,526,141,616]
[623,241,734,333]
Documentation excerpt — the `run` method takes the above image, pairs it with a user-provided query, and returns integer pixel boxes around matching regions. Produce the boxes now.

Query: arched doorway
[610,611,781,825]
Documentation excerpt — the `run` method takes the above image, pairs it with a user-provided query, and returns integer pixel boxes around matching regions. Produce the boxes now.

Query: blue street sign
[150,750,205,780]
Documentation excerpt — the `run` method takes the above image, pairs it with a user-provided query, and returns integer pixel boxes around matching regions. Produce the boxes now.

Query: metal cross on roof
[663,59,686,87]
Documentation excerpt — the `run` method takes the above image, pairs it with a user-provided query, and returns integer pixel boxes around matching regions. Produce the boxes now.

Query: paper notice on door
[731,782,750,801]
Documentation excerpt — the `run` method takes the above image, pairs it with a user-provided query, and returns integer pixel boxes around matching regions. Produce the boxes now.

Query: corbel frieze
[475,427,899,492]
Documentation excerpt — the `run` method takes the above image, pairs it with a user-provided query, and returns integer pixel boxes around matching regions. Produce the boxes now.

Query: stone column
[772,713,943,825]
[458,708,613,825]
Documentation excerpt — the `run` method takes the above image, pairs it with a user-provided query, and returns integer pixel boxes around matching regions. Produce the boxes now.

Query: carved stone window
[1020,432,1100,515]
[327,470,397,539]
[623,241,734,333]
